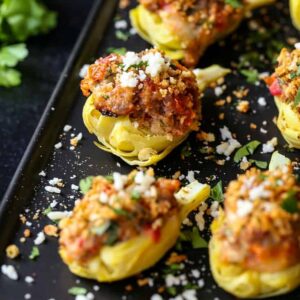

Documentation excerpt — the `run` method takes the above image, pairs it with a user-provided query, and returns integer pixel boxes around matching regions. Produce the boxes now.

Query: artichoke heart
[59,170,210,282]
[209,167,300,298]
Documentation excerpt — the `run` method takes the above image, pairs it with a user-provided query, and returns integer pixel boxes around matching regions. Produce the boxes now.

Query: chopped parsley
[166,287,177,296]
[240,69,259,84]
[115,30,130,41]
[234,140,261,163]
[42,206,52,215]
[294,87,300,107]
[225,0,242,8]
[131,190,141,201]
[281,191,299,213]
[68,287,87,296]
[106,47,127,55]
[29,246,39,260]
[105,174,114,183]
[210,181,224,202]
[249,159,267,169]
[79,176,94,194]
[180,227,208,249]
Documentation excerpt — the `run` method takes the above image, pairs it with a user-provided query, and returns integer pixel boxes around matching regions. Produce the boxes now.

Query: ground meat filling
[215,167,300,273]
[138,0,245,66]
[59,169,180,262]
[267,48,300,114]
[80,49,200,137]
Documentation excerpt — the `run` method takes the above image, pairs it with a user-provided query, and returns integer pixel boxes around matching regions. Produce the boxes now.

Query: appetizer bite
[59,169,210,282]
[209,166,300,298]
[81,49,229,166]
[130,0,274,67]
[267,47,300,148]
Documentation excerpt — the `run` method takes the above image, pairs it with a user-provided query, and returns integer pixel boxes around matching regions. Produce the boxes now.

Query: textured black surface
[0,0,300,300]
[0,0,94,198]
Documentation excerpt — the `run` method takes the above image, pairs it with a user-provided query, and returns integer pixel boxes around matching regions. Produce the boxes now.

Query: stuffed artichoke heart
[266,47,300,148]
[130,0,274,67]
[209,166,300,298]
[81,49,229,166]
[59,169,210,282]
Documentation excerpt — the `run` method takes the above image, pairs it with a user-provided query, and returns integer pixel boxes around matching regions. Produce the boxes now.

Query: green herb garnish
[79,176,94,194]
[166,287,177,296]
[68,287,87,296]
[105,174,114,183]
[234,140,261,163]
[225,0,242,8]
[210,181,224,202]
[115,30,130,41]
[181,143,192,159]
[294,87,300,107]
[29,246,39,260]
[131,190,141,201]
[106,47,127,55]
[92,221,111,236]
[42,206,52,215]
[180,227,208,249]
[240,69,259,84]
[249,159,267,169]
[281,191,299,213]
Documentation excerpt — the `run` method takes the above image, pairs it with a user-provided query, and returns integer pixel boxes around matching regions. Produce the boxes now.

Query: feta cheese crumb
[262,137,277,154]
[79,64,89,78]
[258,97,266,106]
[71,184,79,191]
[220,126,233,140]
[25,276,34,284]
[120,71,138,88]
[63,124,72,132]
[39,170,46,177]
[295,42,300,49]
[214,86,223,97]
[151,295,163,300]
[34,231,45,245]
[123,51,140,70]
[236,200,253,217]
[114,20,127,29]
[54,142,62,149]
[47,211,71,222]
[142,52,168,77]
[45,186,61,194]
[1,264,18,280]
[24,294,31,299]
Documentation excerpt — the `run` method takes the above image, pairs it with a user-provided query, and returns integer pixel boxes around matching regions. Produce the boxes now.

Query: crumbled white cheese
[49,177,62,186]
[191,269,200,278]
[24,294,31,299]
[63,124,72,132]
[114,20,127,29]
[123,51,140,70]
[142,52,168,77]
[34,231,45,245]
[93,285,100,291]
[258,97,266,106]
[120,71,138,88]
[71,184,79,191]
[220,126,233,140]
[113,172,127,191]
[214,86,223,97]
[197,279,205,289]
[45,186,61,194]
[166,274,181,287]
[151,295,163,300]
[99,192,109,203]
[129,27,137,35]
[138,70,146,81]
[262,137,277,154]
[295,42,300,49]
[134,171,155,192]
[25,276,34,284]
[210,201,219,218]
[182,289,197,300]
[1,265,18,280]
[79,64,89,78]
[54,142,62,149]
[236,200,253,217]
[249,184,270,201]
[216,139,241,156]
[186,171,196,183]
[75,293,95,300]
[260,128,267,134]
[47,211,71,221]
[39,170,46,177]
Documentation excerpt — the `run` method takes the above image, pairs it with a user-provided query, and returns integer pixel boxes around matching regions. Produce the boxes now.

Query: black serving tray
[0,0,300,299]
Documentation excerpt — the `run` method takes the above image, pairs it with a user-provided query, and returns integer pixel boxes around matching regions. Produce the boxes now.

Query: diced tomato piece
[144,226,161,243]
[269,79,282,96]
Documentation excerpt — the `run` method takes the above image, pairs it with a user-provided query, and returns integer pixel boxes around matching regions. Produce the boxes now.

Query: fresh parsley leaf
[234,140,261,163]
[180,227,208,249]
[115,30,130,41]
[106,47,127,55]
[42,206,52,215]
[68,287,87,296]
[131,190,141,201]
[0,67,21,87]
[281,191,299,213]
[210,181,224,202]
[294,87,300,107]
[105,174,114,183]
[0,44,28,67]
[249,159,267,169]
[240,69,259,84]
[166,287,177,296]
[29,246,39,260]
[79,176,94,194]
[0,0,57,43]
[225,0,242,8]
